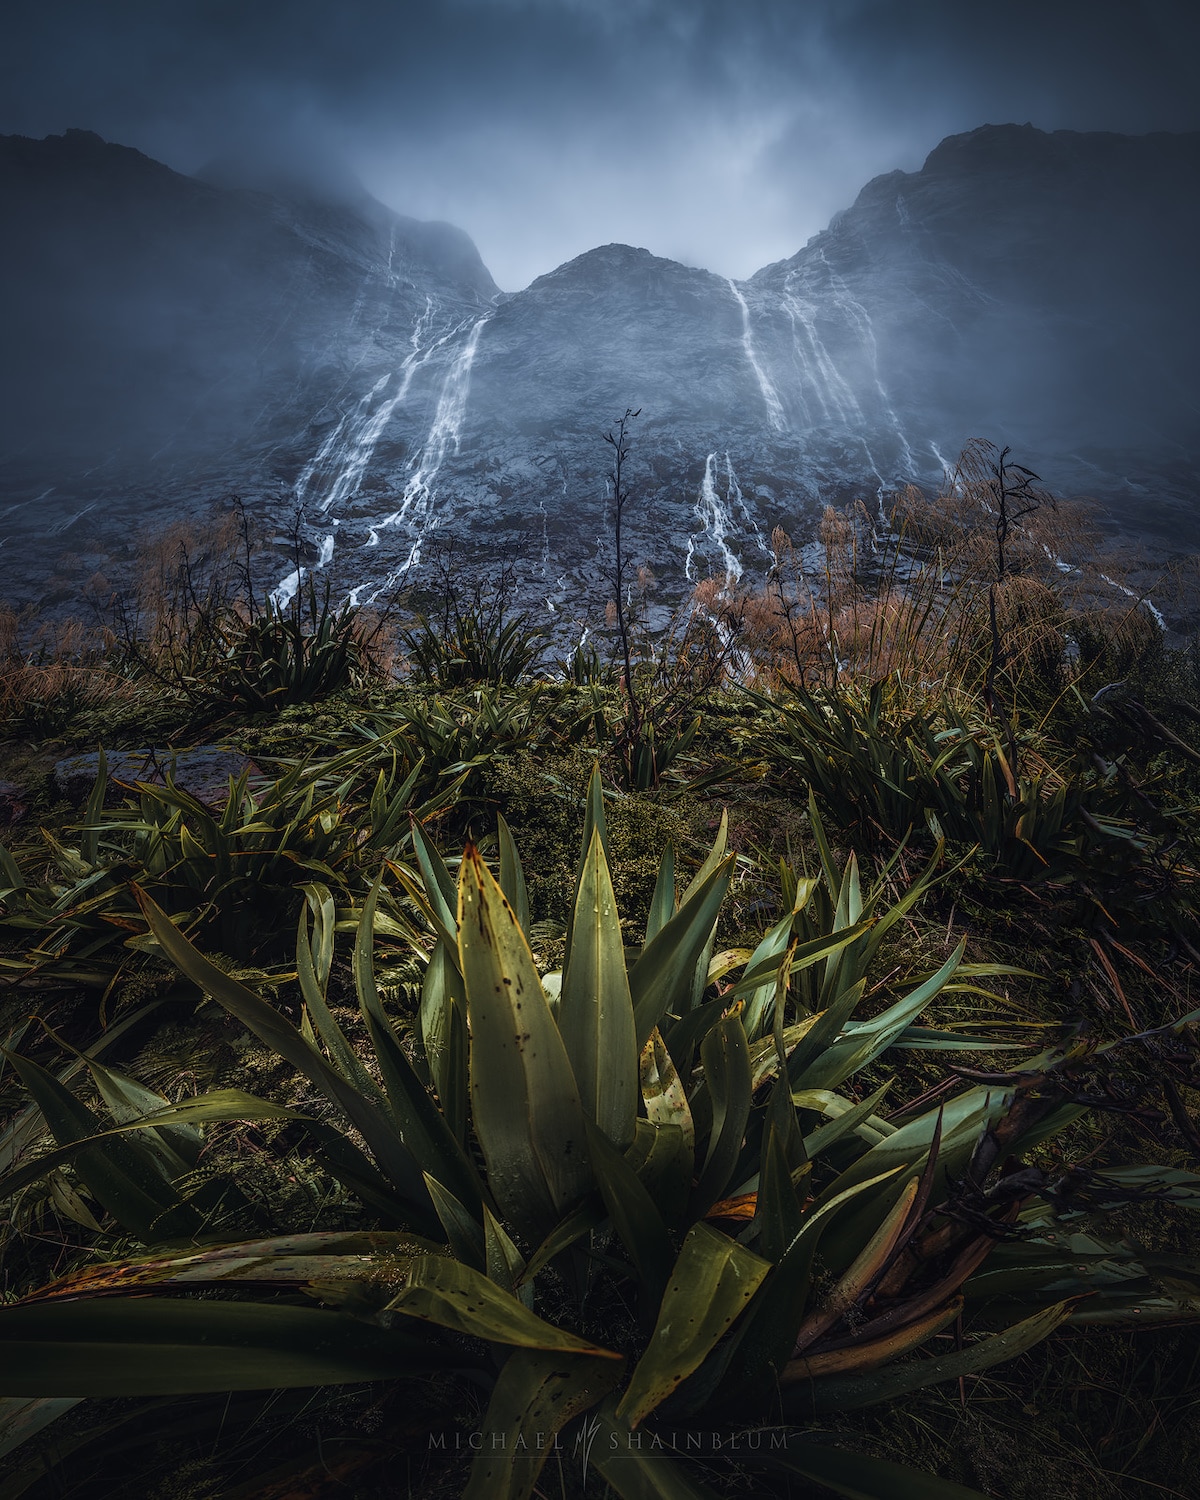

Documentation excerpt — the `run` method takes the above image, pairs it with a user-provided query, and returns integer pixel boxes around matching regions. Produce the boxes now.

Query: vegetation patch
[2,447,1199,1498]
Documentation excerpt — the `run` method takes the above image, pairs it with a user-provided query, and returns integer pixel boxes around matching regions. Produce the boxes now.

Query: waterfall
[781,277,862,427]
[724,454,772,560]
[294,373,390,507]
[270,531,335,611]
[816,250,917,476]
[274,297,460,609]
[294,297,442,515]
[353,313,490,602]
[728,279,786,432]
[688,452,743,588]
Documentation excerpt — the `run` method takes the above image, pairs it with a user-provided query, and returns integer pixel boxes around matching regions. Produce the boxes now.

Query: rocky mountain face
[1,124,1197,618]
[0,128,496,602]
[750,124,1199,502]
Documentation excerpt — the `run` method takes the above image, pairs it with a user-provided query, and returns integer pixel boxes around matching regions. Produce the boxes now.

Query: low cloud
[3,0,1197,289]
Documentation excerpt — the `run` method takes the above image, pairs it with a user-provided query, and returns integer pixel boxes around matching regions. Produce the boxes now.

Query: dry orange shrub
[2,508,401,727]
[98,510,397,686]
[699,440,1164,699]
[0,604,134,728]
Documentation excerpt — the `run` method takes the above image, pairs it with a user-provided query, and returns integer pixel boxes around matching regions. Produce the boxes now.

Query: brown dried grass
[701,440,1163,703]
[0,606,136,730]
[100,510,397,690]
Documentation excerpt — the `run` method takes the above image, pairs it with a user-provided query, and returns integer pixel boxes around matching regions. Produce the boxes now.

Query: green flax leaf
[135,887,431,1217]
[584,1118,674,1313]
[463,1348,625,1500]
[497,812,531,935]
[559,828,639,1149]
[616,1224,770,1429]
[390,1256,619,1358]
[630,856,735,1050]
[691,1009,753,1218]
[0,1300,454,1396]
[458,847,592,1239]
[644,842,677,945]
[2,1051,197,1242]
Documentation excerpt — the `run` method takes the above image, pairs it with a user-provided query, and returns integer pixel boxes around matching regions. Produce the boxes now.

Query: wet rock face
[0,129,497,447]
[1,124,1197,620]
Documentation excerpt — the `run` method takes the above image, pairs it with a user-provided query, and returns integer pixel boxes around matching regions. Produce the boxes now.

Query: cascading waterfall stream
[776,253,925,511]
[351,313,490,604]
[292,373,390,509]
[817,249,917,477]
[295,297,442,517]
[324,302,445,514]
[781,276,863,428]
[687,452,744,589]
[724,455,773,560]
[272,299,454,608]
[728,279,786,432]
[271,533,336,612]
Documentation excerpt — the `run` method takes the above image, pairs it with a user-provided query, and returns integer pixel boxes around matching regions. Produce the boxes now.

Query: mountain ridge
[1,123,1196,614]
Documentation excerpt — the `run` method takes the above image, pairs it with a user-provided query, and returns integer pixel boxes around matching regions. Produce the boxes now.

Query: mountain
[0,128,496,601]
[750,123,1199,484]
[0,124,1197,614]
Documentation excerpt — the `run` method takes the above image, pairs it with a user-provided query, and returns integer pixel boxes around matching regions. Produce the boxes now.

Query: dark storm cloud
[3,0,1198,289]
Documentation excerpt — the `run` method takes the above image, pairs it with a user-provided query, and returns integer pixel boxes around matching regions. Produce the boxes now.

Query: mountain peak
[539,243,658,278]
[195,144,497,300]
[1,123,1197,613]
[0,128,189,191]
[525,242,721,298]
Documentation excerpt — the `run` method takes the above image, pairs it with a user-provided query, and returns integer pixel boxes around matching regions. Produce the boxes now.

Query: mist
[3,0,1199,290]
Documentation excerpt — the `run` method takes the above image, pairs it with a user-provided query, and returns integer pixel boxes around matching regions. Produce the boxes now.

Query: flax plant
[3,771,1198,1499]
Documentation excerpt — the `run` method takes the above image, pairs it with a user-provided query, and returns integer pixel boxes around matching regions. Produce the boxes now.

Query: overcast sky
[3,0,1198,291]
